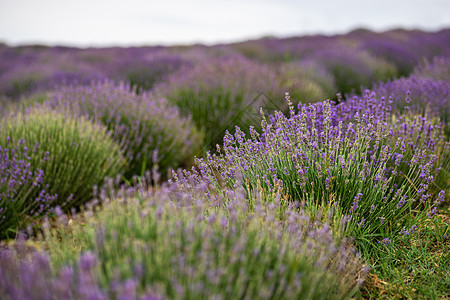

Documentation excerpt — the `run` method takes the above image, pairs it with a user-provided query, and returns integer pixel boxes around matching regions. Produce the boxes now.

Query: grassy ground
[360,208,450,299]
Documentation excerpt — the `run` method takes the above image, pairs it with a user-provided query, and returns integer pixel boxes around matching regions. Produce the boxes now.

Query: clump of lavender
[412,56,450,81]
[152,55,284,149]
[359,36,420,76]
[370,55,450,123]
[0,58,106,100]
[369,69,449,193]
[353,28,450,76]
[0,140,56,239]
[37,178,365,300]
[277,60,337,103]
[0,66,45,99]
[371,75,449,127]
[190,93,445,250]
[41,80,203,179]
[0,246,166,300]
[0,107,125,211]
[108,52,190,92]
[307,46,397,95]
[329,88,448,200]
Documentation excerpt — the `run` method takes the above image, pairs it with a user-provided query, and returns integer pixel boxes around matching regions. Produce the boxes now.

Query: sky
[0,0,449,47]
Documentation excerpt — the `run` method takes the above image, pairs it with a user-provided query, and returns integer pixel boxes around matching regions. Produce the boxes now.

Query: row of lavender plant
[0,107,125,238]
[371,56,449,134]
[0,77,206,238]
[231,28,449,94]
[152,55,284,149]
[362,56,450,196]
[1,176,367,299]
[0,139,56,239]
[2,29,448,106]
[233,28,449,72]
[39,80,203,179]
[178,92,447,256]
[0,88,446,297]
[0,29,447,298]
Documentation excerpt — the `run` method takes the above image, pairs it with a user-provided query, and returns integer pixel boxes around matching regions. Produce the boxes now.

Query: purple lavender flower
[401,224,418,235]
[0,142,56,238]
[378,238,391,245]
[428,207,438,219]
[351,193,363,213]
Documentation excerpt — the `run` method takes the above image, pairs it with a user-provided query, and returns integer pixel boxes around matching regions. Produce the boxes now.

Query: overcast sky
[0,0,449,47]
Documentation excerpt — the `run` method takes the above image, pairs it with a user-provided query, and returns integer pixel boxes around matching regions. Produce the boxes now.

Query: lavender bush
[374,77,449,117]
[373,66,450,198]
[413,56,450,81]
[371,73,449,132]
[108,52,190,92]
[153,55,284,149]
[310,47,397,96]
[231,35,334,63]
[0,66,45,99]
[0,108,125,211]
[358,35,421,76]
[0,54,106,100]
[372,82,450,196]
[34,178,366,300]
[277,60,337,103]
[0,140,56,239]
[41,81,203,179]
[0,246,166,300]
[352,28,450,76]
[187,93,446,254]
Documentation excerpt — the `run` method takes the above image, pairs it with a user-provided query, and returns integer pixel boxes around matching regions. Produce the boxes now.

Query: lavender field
[0,28,449,299]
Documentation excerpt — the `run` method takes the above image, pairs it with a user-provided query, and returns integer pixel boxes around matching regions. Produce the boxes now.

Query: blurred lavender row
[40,80,203,179]
[0,28,448,102]
[0,177,367,300]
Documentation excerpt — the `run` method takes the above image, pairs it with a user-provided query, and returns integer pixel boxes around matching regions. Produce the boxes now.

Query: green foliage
[277,61,337,103]
[361,211,450,299]
[166,86,256,150]
[322,50,397,95]
[0,108,125,210]
[153,57,283,150]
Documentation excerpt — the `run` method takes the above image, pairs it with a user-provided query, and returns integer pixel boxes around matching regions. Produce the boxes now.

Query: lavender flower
[378,238,391,245]
[0,142,56,238]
